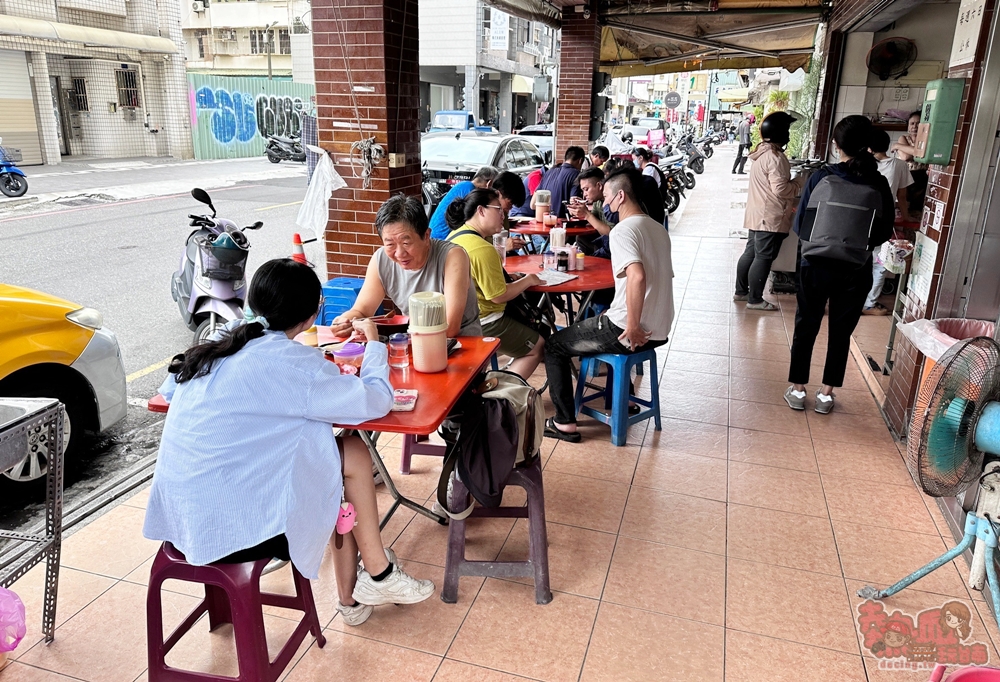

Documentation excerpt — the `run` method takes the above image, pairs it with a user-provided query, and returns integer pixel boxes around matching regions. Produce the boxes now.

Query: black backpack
[436,371,543,518]
[799,172,884,266]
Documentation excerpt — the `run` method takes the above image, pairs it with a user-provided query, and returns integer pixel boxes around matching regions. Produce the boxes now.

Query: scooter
[171,188,262,344]
[265,134,306,163]
[679,135,706,174]
[0,138,27,198]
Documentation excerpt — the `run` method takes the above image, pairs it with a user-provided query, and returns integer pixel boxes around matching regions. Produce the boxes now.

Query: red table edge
[146,338,502,436]
[504,255,615,294]
[344,336,500,435]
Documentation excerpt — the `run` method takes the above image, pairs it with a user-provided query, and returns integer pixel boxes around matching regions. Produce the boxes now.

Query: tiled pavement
[2,146,998,681]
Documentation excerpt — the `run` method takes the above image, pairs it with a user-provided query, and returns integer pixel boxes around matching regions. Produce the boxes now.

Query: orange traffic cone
[291,233,309,266]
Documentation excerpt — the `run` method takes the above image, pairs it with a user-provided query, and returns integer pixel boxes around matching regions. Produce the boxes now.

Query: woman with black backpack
[785,115,895,415]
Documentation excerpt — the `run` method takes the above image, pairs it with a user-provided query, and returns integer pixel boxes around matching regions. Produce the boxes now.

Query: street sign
[490,11,509,51]
[664,91,682,109]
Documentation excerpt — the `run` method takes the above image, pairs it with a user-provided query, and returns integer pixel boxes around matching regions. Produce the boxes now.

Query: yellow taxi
[0,284,127,482]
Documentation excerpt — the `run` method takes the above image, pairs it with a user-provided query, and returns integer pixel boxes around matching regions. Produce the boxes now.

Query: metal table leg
[357,430,447,529]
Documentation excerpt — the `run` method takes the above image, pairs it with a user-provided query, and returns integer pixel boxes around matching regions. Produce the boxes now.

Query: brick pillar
[555,0,600,158]
[312,0,421,278]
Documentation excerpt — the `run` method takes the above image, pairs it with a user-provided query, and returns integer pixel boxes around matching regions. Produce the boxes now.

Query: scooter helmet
[760,111,797,146]
[209,232,249,265]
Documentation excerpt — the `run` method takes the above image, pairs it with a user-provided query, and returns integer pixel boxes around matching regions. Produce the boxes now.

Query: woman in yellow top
[444,188,546,379]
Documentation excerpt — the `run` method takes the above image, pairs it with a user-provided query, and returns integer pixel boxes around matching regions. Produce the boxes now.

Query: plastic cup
[388,333,410,369]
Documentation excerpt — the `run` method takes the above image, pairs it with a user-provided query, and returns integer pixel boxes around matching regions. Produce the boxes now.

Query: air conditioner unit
[192,1,205,12]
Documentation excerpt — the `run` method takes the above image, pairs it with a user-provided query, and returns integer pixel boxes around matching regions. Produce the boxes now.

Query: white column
[464,66,479,124]
[29,52,61,166]
[155,0,194,159]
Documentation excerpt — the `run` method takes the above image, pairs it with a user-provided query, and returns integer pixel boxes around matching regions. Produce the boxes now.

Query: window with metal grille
[115,69,141,108]
[250,29,260,54]
[71,78,89,112]
[278,29,290,54]
[195,30,209,58]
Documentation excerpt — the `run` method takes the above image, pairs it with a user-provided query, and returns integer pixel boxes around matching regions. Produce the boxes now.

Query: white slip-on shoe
[335,600,374,626]
[352,562,435,606]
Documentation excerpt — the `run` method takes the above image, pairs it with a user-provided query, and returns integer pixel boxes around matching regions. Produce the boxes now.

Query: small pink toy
[336,501,356,535]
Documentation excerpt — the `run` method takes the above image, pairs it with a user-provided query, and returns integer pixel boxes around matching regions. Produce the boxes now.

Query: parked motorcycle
[265,134,306,163]
[679,135,706,174]
[694,133,715,158]
[0,138,27,198]
[171,188,263,344]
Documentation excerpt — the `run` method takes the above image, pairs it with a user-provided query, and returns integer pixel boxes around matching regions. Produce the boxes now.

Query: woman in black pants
[785,116,895,414]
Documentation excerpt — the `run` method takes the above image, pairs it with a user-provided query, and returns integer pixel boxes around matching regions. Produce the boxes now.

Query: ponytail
[170,322,266,382]
[833,115,881,181]
[170,258,321,383]
[444,188,501,230]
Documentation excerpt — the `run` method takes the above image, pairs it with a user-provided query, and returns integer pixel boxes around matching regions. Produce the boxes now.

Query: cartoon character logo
[858,599,989,670]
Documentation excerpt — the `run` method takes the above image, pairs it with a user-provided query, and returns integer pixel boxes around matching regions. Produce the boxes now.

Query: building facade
[418,0,558,133]
[180,0,294,77]
[0,0,191,164]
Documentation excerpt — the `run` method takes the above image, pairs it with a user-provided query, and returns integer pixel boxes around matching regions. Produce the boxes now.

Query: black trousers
[788,261,872,388]
[735,230,787,304]
[733,144,750,173]
[544,315,666,424]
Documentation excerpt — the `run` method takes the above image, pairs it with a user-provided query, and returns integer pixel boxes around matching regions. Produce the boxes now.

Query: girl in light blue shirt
[144,259,433,626]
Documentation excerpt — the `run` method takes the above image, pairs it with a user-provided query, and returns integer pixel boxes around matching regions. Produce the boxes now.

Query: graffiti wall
[188,73,315,160]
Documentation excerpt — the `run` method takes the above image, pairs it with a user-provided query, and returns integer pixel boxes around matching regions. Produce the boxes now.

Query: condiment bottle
[576,252,585,270]
[543,249,556,270]
[557,251,569,272]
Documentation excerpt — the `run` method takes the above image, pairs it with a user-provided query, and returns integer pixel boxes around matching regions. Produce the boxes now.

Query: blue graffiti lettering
[195,87,258,144]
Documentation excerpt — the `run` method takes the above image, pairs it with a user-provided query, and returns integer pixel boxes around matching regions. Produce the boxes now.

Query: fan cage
[906,337,1000,497]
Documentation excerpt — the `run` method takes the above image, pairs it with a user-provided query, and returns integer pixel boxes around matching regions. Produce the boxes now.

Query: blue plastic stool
[574,349,661,446]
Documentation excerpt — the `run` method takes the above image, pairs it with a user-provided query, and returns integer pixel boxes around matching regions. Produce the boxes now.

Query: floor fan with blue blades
[859,337,1000,631]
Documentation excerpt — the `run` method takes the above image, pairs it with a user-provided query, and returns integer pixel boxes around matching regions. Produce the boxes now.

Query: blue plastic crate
[319,277,382,324]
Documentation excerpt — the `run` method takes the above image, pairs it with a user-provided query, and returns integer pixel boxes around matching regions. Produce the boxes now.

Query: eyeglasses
[483,204,506,215]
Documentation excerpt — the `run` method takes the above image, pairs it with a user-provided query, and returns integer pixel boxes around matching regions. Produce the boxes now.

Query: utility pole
[265,21,278,80]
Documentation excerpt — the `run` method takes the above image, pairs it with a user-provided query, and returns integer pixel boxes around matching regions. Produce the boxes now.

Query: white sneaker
[335,600,374,626]
[359,547,397,575]
[352,561,434,606]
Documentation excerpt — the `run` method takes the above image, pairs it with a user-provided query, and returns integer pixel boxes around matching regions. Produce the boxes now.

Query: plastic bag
[0,586,26,654]
[296,145,346,237]
[876,239,914,274]
[896,318,997,362]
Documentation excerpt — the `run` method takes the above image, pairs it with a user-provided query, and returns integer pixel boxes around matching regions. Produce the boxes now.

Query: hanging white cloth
[296,145,347,281]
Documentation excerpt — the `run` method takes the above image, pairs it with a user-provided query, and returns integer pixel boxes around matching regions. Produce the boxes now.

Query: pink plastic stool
[146,542,325,682]
[930,665,1000,681]
[398,434,446,474]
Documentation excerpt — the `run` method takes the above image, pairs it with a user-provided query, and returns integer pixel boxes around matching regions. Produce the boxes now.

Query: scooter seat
[271,135,299,144]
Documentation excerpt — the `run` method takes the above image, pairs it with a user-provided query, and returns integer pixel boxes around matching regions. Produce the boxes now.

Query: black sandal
[544,417,582,443]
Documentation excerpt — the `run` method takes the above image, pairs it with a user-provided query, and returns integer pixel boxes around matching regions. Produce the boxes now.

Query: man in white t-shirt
[543,169,674,443]
[863,130,914,315]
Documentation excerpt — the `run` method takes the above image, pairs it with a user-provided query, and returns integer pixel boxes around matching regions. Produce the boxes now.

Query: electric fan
[858,337,1000,631]
[867,37,918,81]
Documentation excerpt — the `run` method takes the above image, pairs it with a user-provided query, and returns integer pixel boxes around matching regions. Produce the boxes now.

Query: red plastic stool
[147,542,326,682]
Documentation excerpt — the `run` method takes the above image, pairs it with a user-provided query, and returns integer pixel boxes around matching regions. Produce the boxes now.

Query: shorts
[217,534,290,564]
[483,314,540,359]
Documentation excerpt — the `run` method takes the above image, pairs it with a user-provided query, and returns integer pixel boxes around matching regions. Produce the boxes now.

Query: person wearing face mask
[445,189,545,379]
[734,111,803,311]
[331,195,481,338]
[785,115,895,415]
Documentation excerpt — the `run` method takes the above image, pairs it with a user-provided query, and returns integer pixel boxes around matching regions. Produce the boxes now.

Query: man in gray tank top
[330,195,481,337]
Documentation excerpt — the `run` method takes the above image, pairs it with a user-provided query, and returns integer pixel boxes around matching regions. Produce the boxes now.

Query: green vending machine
[914,78,965,166]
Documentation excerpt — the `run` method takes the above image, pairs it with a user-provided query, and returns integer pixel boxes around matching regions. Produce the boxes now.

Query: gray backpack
[800,173,883,266]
